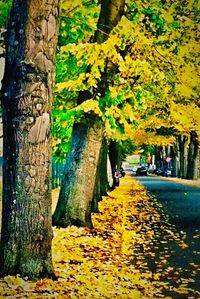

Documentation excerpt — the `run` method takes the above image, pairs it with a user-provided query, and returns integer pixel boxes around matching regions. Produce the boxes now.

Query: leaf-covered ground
[0,175,200,298]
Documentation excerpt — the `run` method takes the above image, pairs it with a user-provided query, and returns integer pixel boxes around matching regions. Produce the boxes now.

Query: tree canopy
[1,0,199,157]
[52,0,199,160]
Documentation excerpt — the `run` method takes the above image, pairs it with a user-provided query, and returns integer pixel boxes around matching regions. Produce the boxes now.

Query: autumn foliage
[1,175,199,298]
[0,0,199,292]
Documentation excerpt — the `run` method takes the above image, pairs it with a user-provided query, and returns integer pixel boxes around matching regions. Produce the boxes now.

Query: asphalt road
[133,174,200,297]
[134,175,200,228]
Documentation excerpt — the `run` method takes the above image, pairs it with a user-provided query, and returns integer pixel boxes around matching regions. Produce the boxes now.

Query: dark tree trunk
[94,0,126,43]
[109,141,122,188]
[92,141,104,213]
[154,146,162,169]
[197,150,200,179]
[53,0,125,228]
[92,138,110,212]
[178,135,188,178]
[0,0,59,280]
[92,175,101,213]
[187,131,199,179]
[171,144,179,177]
[100,139,110,196]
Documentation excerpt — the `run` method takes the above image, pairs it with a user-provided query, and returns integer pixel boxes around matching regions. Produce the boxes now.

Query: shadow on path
[133,175,200,299]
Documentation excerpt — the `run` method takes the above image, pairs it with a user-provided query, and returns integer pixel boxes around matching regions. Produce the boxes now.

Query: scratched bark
[0,0,59,279]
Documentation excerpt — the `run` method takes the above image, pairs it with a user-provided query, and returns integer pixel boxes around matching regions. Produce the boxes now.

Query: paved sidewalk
[158,176,200,188]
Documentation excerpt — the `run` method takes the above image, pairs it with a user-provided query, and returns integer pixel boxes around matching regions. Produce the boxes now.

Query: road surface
[134,175,200,228]
[133,174,200,298]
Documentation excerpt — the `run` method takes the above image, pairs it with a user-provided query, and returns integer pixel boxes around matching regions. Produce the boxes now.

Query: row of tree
[153,133,200,179]
[0,0,199,280]
[52,0,199,172]
[52,0,199,226]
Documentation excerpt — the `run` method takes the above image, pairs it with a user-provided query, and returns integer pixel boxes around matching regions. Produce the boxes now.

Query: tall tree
[187,131,199,179]
[92,138,112,212]
[109,141,123,187]
[0,0,60,279]
[53,0,126,228]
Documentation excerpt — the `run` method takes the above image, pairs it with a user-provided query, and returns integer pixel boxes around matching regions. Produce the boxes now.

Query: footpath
[0,174,200,298]
[156,175,200,188]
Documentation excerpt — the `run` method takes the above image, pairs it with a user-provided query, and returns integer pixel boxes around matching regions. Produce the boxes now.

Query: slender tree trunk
[154,146,162,169]
[187,131,199,179]
[197,150,200,179]
[92,172,101,213]
[175,137,181,177]
[94,0,126,43]
[107,154,114,188]
[53,0,125,228]
[171,144,179,177]
[160,146,166,169]
[92,138,109,213]
[100,139,110,196]
[178,135,188,178]
[91,140,103,213]
[109,141,123,170]
[109,141,123,188]
[0,0,59,280]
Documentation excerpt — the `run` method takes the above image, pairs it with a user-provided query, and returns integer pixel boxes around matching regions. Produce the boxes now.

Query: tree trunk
[92,173,101,213]
[94,0,126,43]
[178,135,188,178]
[0,0,59,280]
[53,0,125,228]
[92,138,112,212]
[155,146,162,170]
[187,131,199,179]
[109,141,123,188]
[171,144,179,177]
[197,150,200,179]
[107,154,114,188]
[53,121,103,228]
[100,139,110,195]
[92,141,104,213]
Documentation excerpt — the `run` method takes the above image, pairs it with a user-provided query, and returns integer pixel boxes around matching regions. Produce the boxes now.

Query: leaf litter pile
[1,174,200,298]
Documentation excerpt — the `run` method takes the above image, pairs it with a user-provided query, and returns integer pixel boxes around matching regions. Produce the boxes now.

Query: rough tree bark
[92,138,111,213]
[0,0,59,279]
[178,135,188,178]
[53,120,103,227]
[187,131,199,179]
[53,0,125,228]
